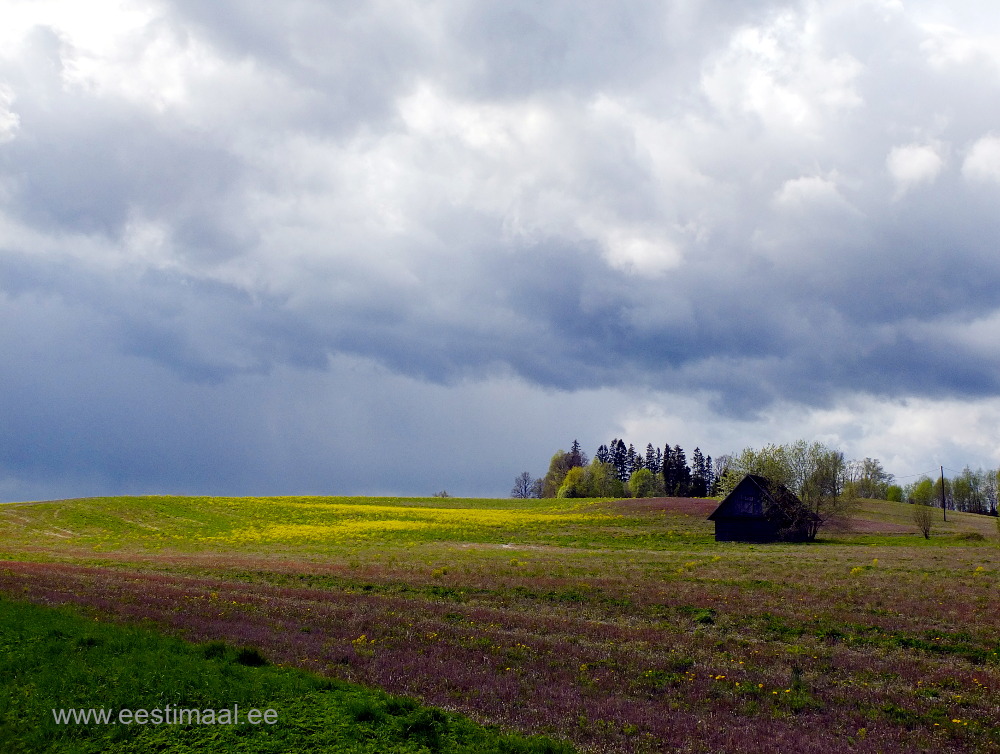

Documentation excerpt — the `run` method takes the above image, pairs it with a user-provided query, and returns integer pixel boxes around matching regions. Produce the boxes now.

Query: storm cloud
[3,0,1000,499]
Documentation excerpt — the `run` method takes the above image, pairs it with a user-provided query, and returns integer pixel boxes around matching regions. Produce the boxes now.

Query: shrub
[957,532,985,541]
[234,647,268,667]
[202,640,228,660]
[913,503,934,539]
[399,707,450,751]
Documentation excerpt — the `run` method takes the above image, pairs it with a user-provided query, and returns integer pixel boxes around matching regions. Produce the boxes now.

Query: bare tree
[913,502,934,539]
[511,472,537,499]
[849,457,893,499]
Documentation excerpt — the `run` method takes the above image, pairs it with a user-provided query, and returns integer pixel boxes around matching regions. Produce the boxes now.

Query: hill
[2,494,991,560]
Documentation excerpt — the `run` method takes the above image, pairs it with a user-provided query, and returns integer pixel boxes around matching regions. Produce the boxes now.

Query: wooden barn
[707,474,816,542]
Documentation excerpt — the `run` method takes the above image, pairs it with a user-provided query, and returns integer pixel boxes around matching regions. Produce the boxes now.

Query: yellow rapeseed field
[199,499,613,546]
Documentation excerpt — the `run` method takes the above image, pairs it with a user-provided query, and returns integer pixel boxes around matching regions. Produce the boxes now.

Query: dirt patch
[600,497,718,517]
[828,519,914,534]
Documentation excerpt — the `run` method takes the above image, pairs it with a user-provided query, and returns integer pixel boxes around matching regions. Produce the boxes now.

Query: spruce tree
[671,445,690,496]
[662,444,674,494]
[595,444,610,464]
[690,447,707,497]
[611,439,629,482]
[645,443,659,474]
[632,450,645,474]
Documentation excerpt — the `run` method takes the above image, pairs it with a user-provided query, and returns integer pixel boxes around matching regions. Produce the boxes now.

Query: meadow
[0,494,998,752]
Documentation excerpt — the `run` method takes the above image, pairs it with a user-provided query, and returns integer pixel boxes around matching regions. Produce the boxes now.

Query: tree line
[512,438,999,544]
[513,438,999,516]
[903,467,1000,515]
[513,438,898,505]
[512,438,719,499]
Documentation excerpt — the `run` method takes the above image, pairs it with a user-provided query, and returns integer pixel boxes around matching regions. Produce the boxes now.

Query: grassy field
[0,596,570,754]
[0,494,998,752]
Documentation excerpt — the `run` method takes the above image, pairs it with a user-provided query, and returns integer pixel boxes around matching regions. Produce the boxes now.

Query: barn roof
[707,474,818,524]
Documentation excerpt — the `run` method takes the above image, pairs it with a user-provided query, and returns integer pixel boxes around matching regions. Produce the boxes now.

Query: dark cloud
[3,1,1000,499]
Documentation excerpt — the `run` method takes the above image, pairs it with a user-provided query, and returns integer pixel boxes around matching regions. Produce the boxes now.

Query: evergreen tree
[568,439,587,469]
[595,444,610,464]
[670,445,690,496]
[662,444,674,495]
[690,447,707,497]
[626,443,639,477]
[705,455,715,496]
[655,447,663,476]
[611,439,629,482]
[645,443,659,474]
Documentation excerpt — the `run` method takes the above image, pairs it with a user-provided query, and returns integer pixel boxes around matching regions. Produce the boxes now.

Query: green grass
[0,495,641,556]
[0,596,572,754]
[1,494,991,561]
[841,498,997,540]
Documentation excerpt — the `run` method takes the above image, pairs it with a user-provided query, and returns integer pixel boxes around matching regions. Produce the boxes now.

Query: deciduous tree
[589,460,625,498]
[511,472,537,499]
[721,440,855,539]
[906,477,935,506]
[557,466,592,498]
[846,457,893,499]
[541,450,574,498]
[627,468,661,498]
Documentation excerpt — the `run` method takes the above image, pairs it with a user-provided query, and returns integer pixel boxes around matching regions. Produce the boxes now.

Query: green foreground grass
[0,596,571,754]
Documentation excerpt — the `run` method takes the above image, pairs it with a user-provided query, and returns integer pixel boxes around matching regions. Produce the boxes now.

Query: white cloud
[701,9,862,136]
[803,395,1000,475]
[919,21,1000,71]
[0,0,149,50]
[962,134,1000,183]
[602,231,682,277]
[886,143,946,197]
[617,391,1000,479]
[0,84,19,143]
[772,175,853,212]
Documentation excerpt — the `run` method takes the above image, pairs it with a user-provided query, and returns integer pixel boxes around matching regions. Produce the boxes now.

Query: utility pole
[940,466,947,522]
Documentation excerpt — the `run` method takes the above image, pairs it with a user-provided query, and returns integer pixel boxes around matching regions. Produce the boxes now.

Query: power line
[894,465,993,481]
[893,469,943,481]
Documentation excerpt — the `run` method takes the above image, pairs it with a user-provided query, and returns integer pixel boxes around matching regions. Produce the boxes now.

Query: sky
[3,0,1000,501]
